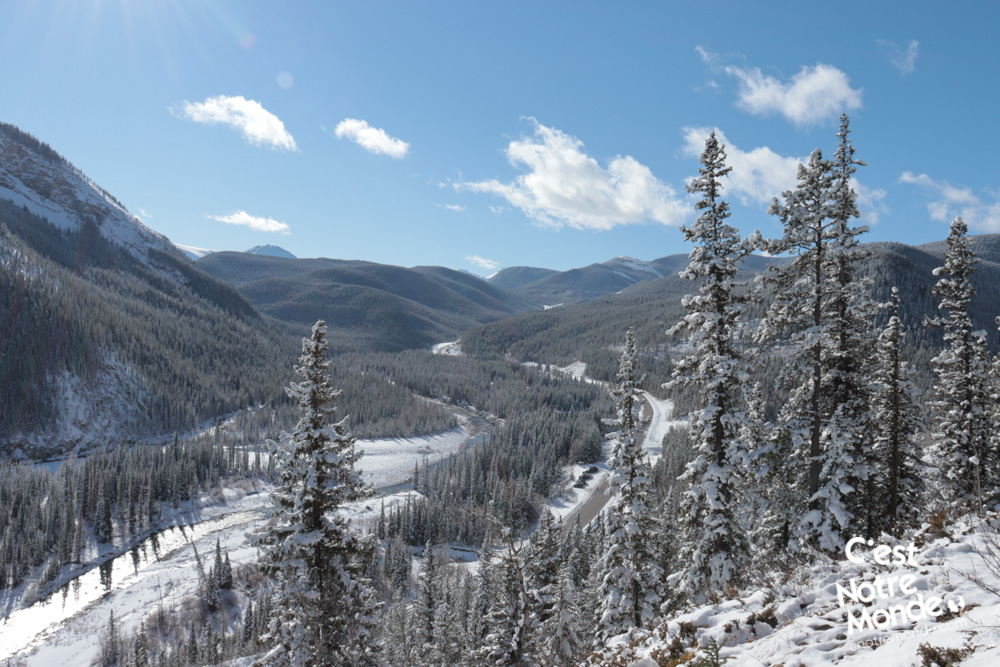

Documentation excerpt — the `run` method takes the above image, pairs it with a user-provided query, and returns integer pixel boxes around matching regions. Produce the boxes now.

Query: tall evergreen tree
[926,218,991,511]
[537,559,583,666]
[758,118,874,553]
[598,327,663,637]
[873,287,924,534]
[668,132,757,593]
[254,320,381,667]
[416,540,439,659]
[484,539,531,666]
[825,115,879,537]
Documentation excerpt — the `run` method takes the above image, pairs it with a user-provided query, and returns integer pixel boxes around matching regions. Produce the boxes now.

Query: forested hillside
[464,237,1000,388]
[0,199,296,456]
[197,252,535,351]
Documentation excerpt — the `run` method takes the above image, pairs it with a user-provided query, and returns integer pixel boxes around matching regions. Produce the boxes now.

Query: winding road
[561,391,676,532]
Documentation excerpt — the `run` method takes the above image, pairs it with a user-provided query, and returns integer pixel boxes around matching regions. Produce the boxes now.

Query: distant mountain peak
[246,244,295,258]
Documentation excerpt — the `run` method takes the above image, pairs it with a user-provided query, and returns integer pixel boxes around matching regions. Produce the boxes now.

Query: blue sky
[3,1,999,274]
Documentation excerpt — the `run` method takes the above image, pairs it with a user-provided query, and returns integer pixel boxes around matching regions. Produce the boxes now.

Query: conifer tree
[758,117,874,552]
[132,623,149,667]
[241,601,256,646]
[826,116,879,536]
[668,132,756,593]
[254,320,381,667]
[927,218,990,511]
[873,288,924,534]
[598,327,663,636]
[484,533,532,666]
[95,492,113,544]
[538,560,583,666]
[528,511,561,626]
[416,540,439,659]
[98,610,122,667]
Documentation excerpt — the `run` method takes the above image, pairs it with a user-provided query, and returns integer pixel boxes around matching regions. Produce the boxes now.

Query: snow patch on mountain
[175,243,215,260]
[610,269,640,284]
[431,340,464,356]
[608,256,664,278]
[0,229,47,284]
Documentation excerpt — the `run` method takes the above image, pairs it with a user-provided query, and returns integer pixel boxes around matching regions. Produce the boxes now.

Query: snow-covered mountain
[245,244,295,258]
[0,123,176,262]
[0,123,292,457]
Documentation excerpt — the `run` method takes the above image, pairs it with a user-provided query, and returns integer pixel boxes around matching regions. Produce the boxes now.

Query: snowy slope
[0,125,176,261]
[606,256,664,278]
[598,510,1000,666]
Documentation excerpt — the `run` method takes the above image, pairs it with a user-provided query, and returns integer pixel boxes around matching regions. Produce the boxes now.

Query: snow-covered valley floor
[0,417,482,666]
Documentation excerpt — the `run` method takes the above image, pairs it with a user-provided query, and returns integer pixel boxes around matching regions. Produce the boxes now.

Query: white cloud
[900,172,1000,231]
[208,210,291,234]
[855,182,889,224]
[723,63,862,126]
[457,119,686,231]
[681,127,800,206]
[489,205,508,215]
[695,45,718,65]
[880,39,919,74]
[175,95,297,151]
[466,256,500,271]
[681,127,886,222]
[334,118,409,158]
[138,208,152,219]
[437,203,465,212]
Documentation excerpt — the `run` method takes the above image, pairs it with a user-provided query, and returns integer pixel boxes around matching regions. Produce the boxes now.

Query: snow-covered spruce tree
[484,535,532,666]
[667,132,757,594]
[926,217,991,511]
[528,511,561,627]
[254,320,381,667]
[537,559,584,666]
[873,287,924,534]
[826,115,880,537]
[415,540,438,660]
[757,118,875,553]
[598,327,664,637]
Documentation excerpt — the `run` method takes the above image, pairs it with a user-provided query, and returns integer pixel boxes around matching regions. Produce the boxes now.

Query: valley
[4,104,1000,667]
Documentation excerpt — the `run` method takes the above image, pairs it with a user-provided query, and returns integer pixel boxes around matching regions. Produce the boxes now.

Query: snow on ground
[2,489,271,666]
[556,361,588,379]
[357,416,472,488]
[3,419,478,666]
[431,340,464,356]
[641,392,685,461]
[615,510,1000,667]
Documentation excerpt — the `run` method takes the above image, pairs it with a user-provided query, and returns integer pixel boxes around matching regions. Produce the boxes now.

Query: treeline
[0,440,266,591]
